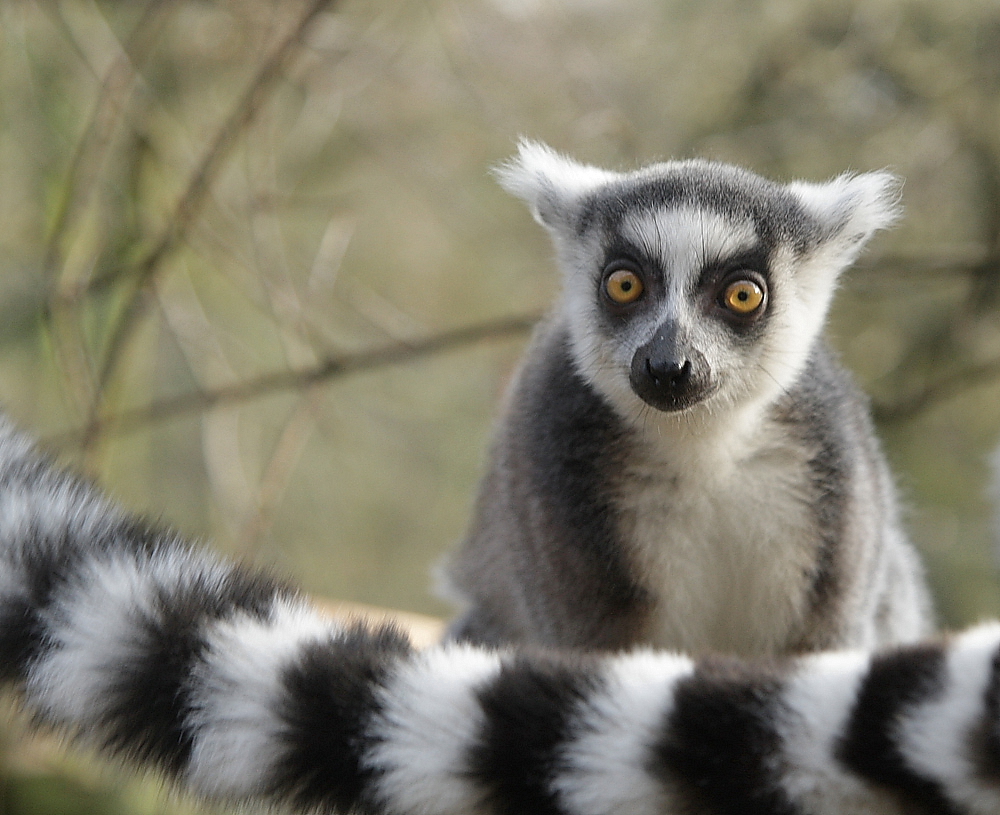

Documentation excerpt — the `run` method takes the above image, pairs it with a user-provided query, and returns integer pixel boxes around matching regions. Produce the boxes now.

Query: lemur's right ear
[787,170,902,268]
[494,140,616,231]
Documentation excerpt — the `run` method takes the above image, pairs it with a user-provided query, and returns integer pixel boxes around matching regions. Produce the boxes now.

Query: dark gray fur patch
[771,343,859,649]
[446,321,652,649]
[576,160,818,251]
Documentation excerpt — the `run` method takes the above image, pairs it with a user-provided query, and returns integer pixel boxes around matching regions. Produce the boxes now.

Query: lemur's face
[561,186,814,420]
[498,143,900,423]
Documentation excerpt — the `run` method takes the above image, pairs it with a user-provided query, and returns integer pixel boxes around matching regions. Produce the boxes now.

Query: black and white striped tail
[1,417,1000,815]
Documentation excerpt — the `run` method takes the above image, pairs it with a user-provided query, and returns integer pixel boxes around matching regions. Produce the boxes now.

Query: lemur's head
[498,141,900,423]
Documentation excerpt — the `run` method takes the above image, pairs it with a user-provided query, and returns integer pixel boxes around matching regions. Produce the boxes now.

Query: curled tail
[1,416,999,815]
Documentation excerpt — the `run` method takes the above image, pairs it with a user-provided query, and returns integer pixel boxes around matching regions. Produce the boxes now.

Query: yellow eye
[605,269,644,305]
[722,280,764,314]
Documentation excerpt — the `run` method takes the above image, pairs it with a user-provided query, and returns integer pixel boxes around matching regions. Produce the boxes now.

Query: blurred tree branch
[38,0,1000,449]
[42,0,181,281]
[52,311,541,447]
[59,0,341,449]
[873,358,1000,423]
[43,0,185,414]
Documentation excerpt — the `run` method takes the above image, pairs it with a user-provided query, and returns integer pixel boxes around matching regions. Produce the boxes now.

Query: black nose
[629,325,711,412]
[645,356,692,391]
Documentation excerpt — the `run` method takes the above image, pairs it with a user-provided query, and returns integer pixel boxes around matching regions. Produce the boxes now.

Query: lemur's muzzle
[629,322,712,412]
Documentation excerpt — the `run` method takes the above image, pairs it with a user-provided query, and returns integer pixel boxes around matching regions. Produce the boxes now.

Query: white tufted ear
[494,140,618,230]
[787,170,902,265]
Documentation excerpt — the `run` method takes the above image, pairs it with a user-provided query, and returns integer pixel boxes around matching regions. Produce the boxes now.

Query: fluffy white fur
[620,419,824,656]
[367,644,503,815]
[787,172,902,264]
[778,650,889,815]
[495,140,617,228]
[554,651,694,815]
[895,624,1000,814]
[27,548,221,728]
[187,599,342,798]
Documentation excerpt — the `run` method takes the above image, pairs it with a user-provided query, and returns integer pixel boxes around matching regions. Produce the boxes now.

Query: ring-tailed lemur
[443,142,932,655]
[0,415,997,815]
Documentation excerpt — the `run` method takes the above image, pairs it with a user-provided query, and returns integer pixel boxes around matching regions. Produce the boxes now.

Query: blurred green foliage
[2,0,1000,810]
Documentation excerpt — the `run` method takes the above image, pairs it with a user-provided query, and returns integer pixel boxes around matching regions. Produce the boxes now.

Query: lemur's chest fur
[616,421,820,657]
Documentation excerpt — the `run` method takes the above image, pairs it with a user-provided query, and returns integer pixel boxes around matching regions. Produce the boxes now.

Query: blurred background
[1,0,1000,811]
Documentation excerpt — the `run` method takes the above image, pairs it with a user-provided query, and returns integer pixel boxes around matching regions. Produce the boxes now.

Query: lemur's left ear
[495,140,617,232]
[787,171,902,265]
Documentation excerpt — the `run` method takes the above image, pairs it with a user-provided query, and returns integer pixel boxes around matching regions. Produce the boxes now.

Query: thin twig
[52,312,541,446]
[42,0,180,282]
[80,0,339,447]
[238,390,323,555]
[44,0,184,416]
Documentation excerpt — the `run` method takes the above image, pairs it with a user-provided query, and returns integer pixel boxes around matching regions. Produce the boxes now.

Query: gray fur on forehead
[577,160,816,248]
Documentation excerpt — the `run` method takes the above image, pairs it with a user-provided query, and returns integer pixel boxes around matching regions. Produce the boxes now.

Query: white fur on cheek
[750,244,835,401]
[561,206,760,425]
[558,227,640,417]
